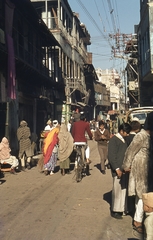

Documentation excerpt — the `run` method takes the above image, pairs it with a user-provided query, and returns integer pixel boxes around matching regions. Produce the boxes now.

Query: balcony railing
[15,43,53,80]
[65,77,86,95]
[42,17,58,30]
[95,99,110,106]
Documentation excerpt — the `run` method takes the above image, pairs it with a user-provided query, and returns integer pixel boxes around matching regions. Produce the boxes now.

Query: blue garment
[44,152,57,171]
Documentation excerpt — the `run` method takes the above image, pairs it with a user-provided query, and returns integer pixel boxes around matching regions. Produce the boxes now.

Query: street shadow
[54,165,60,173]
[31,158,39,167]
[94,163,101,172]
[103,190,112,212]
[0,179,6,184]
[69,150,76,163]
[69,150,76,172]
[17,159,36,171]
[0,171,5,178]
[127,238,139,240]
[69,163,74,172]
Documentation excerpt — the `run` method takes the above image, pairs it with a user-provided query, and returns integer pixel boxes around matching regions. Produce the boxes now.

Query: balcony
[14,41,55,82]
[65,77,86,95]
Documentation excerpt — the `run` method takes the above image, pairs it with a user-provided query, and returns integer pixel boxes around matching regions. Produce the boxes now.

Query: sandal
[61,169,65,176]
[44,169,48,175]
[86,159,92,164]
[133,225,144,234]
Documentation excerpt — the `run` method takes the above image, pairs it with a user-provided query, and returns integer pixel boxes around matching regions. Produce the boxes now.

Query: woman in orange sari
[43,121,60,175]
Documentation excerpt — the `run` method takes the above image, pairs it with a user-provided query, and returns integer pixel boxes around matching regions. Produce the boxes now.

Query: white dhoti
[111,175,127,212]
[134,196,144,223]
[1,156,19,168]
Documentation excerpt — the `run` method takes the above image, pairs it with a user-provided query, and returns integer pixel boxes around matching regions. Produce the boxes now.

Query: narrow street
[0,141,139,240]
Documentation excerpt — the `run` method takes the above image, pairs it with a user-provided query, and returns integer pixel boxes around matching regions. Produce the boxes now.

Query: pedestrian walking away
[39,119,53,153]
[17,120,34,170]
[58,123,74,176]
[72,113,93,165]
[43,121,60,175]
[44,119,52,131]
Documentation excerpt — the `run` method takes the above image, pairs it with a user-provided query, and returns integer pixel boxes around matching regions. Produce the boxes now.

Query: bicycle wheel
[75,156,82,182]
[85,163,90,176]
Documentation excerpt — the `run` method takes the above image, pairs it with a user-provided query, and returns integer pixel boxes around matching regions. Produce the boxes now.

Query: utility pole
[110,32,139,107]
[123,70,127,110]
[64,77,77,124]
[127,62,140,107]
[45,0,48,26]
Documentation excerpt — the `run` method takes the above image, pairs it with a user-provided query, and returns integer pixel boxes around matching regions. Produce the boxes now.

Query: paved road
[0,140,140,240]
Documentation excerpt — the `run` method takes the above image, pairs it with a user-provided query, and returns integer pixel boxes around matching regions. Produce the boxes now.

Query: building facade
[0,0,64,154]
[138,0,153,105]
[31,0,93,122]
[96,68,124,112]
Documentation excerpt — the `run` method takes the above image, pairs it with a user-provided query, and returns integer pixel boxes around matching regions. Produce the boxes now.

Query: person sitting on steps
[0,137,19,174]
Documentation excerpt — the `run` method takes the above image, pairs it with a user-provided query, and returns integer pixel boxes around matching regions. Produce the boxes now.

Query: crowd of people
[0,110,153,239]
[108,112,153,240]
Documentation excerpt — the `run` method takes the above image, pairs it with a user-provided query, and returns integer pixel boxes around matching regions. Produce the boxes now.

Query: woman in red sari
[43,121,60,175]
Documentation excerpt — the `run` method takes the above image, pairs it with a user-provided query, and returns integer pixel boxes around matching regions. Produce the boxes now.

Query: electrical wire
[101,0,112,34]
[94,0,106,32]
[107,0,117,34]
[76,0,112,48]
[73,0,132,75]
[113,0,121,33]
[93,0,115,49]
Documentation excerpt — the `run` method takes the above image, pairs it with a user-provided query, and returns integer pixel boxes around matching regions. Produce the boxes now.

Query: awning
[77,102,87,107]
[108,110,118,115]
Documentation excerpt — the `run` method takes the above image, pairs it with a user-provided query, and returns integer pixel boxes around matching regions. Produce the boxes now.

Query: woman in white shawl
[58,123,74,175]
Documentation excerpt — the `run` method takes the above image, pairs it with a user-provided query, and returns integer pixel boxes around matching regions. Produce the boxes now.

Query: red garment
[43,132,58,164]
[72,120,92,142]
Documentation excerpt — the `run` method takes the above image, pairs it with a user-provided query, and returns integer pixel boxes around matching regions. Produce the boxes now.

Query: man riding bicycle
[72,113,93,164]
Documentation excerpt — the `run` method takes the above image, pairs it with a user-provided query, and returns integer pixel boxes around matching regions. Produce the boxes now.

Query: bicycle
[74,144,89,182]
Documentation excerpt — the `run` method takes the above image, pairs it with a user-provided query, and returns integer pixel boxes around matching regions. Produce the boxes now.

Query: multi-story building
[0,0,63,154]
[93,81,110,120]
[96,68,124,111]
[84,53,110,120]
[31,0,92,122]
[138,0,153,106]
